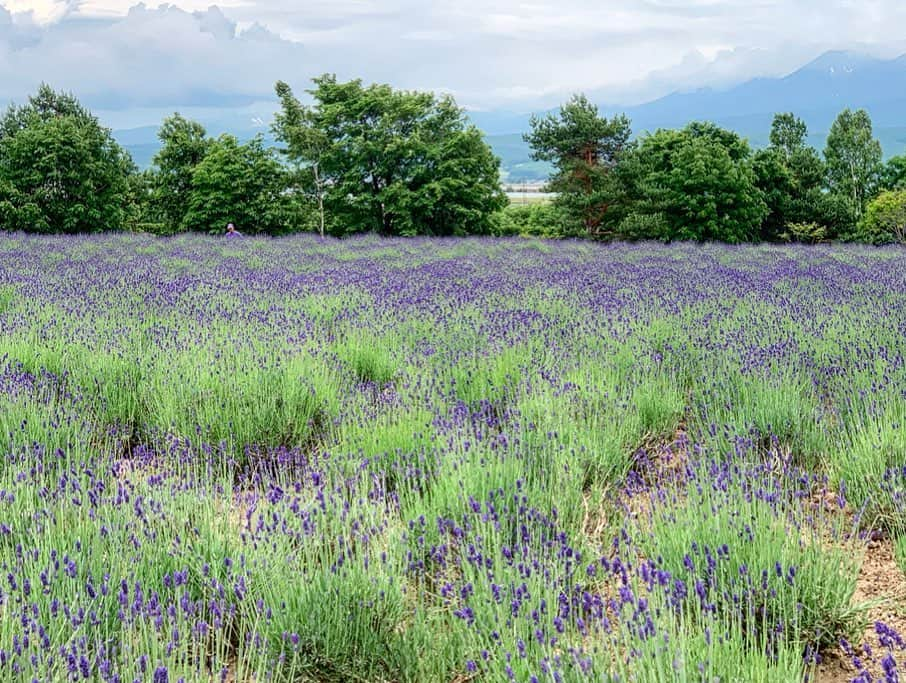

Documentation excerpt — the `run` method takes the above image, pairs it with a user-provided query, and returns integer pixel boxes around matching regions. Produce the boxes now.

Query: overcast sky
[1,0,905,129]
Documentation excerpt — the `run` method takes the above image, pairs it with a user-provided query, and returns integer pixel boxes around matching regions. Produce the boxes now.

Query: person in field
[225,222,242,238]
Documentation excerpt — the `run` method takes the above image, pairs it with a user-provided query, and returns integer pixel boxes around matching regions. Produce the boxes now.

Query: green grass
[0,285,15,313]
[139,347,342,459]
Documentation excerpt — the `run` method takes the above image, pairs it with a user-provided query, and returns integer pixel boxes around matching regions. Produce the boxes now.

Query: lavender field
[1,234,905,682]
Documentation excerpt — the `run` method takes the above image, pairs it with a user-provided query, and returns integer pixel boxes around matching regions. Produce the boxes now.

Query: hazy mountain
[116,115,274,169]
[486,50,906,181]
[623,50,906,134]
[116,50,906,182]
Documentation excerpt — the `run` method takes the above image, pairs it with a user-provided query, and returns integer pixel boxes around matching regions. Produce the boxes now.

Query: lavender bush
[0,233,904,681]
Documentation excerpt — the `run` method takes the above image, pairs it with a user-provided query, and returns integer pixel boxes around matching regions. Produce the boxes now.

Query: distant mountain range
[484,50,906,181]
[115,50,906,182]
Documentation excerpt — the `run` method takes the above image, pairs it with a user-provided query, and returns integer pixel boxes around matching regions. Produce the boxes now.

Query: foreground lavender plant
[0,233,904,681]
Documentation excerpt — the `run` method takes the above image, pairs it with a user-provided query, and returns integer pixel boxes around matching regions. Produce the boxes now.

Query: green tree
[814,192,860,241]
[151,114,212,232]
[0,84,134,233]
[525,95,631,237]
[273,81,330,237]
[752,149,794,240]
[275,75,505,237]
[881,155,906,191]
[182,135,293,235]
[684,120,752,161]
[621,123,766,243]
[779,221,828,244]
[856,189,906,244]
[824,108,882,220]
[123,168,158,232]
[754,113,827,240]
[767,113,825,188]
[769,112,809,159]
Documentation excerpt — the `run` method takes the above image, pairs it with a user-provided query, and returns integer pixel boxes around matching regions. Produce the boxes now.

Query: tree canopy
[274,75,506,237]
[0,82,902,244]
[525,95,631,236]
[824,108,883,220]
[857,189,906,244]
[152,114,212,231]
[619,123,767,243]
[182,135,294,235]
[753,114,827,240]
[0,85,134,233]
[881,155,906,192]
[769,113,809,159]
[273,81,331,237]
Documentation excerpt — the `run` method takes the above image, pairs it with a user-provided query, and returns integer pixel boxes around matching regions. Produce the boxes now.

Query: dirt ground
[814,537,906,682]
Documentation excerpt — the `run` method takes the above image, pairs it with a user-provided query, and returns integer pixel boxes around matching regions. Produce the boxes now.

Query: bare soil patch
[815,536,906,682]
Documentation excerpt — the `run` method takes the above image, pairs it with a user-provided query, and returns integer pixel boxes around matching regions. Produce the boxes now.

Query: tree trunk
[313,163,325,238]
[850,158,860,218]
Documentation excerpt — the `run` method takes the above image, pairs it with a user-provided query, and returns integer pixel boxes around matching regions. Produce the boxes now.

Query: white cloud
[0,3,306,112]
[0,0,905,125]
[1,0,75,23]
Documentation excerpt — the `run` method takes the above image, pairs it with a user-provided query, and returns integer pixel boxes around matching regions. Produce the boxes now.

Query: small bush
[780,221,828,243]
[618,211,669,240]
[856,189,906,244]
[833,409,906,529]
[0,285,14,313]
[335,334,397,385]
[494,203,565,238]
[637,459,864,653]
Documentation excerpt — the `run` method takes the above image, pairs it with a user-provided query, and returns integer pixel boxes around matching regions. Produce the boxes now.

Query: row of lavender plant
[0,234,904,681]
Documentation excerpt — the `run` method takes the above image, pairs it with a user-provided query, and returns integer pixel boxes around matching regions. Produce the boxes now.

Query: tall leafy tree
[0,84,134,233]
[525,95,631,237]
[880,155,906,191]
[151,114,212,232]
[752,149,793,240]
[273,81,331,237]
[274,75,505,236]
[182,135,293,235]
[684,120,751,161]
[824,108,882,220]
[621,123,766,243]
[769,113,809,159]
[754,113,827,240]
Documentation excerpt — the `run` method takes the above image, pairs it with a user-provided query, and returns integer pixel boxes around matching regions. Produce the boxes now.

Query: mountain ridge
[115,49,906,181]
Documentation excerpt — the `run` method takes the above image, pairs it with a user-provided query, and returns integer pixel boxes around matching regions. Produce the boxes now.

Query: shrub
[494,202,564,238]
[617,211,669,240]
[637,459,864,653]
[832,408,906,529]
[856,189,906,244]
[780,221,828,243]
[335,333,397,385]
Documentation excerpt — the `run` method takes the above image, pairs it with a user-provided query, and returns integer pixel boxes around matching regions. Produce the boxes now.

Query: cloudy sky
[0,0,905,129]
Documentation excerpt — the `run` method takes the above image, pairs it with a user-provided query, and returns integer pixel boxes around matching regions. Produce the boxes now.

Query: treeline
[0,80,505,237]
[0,81,904,243]
[510,95,906,244]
